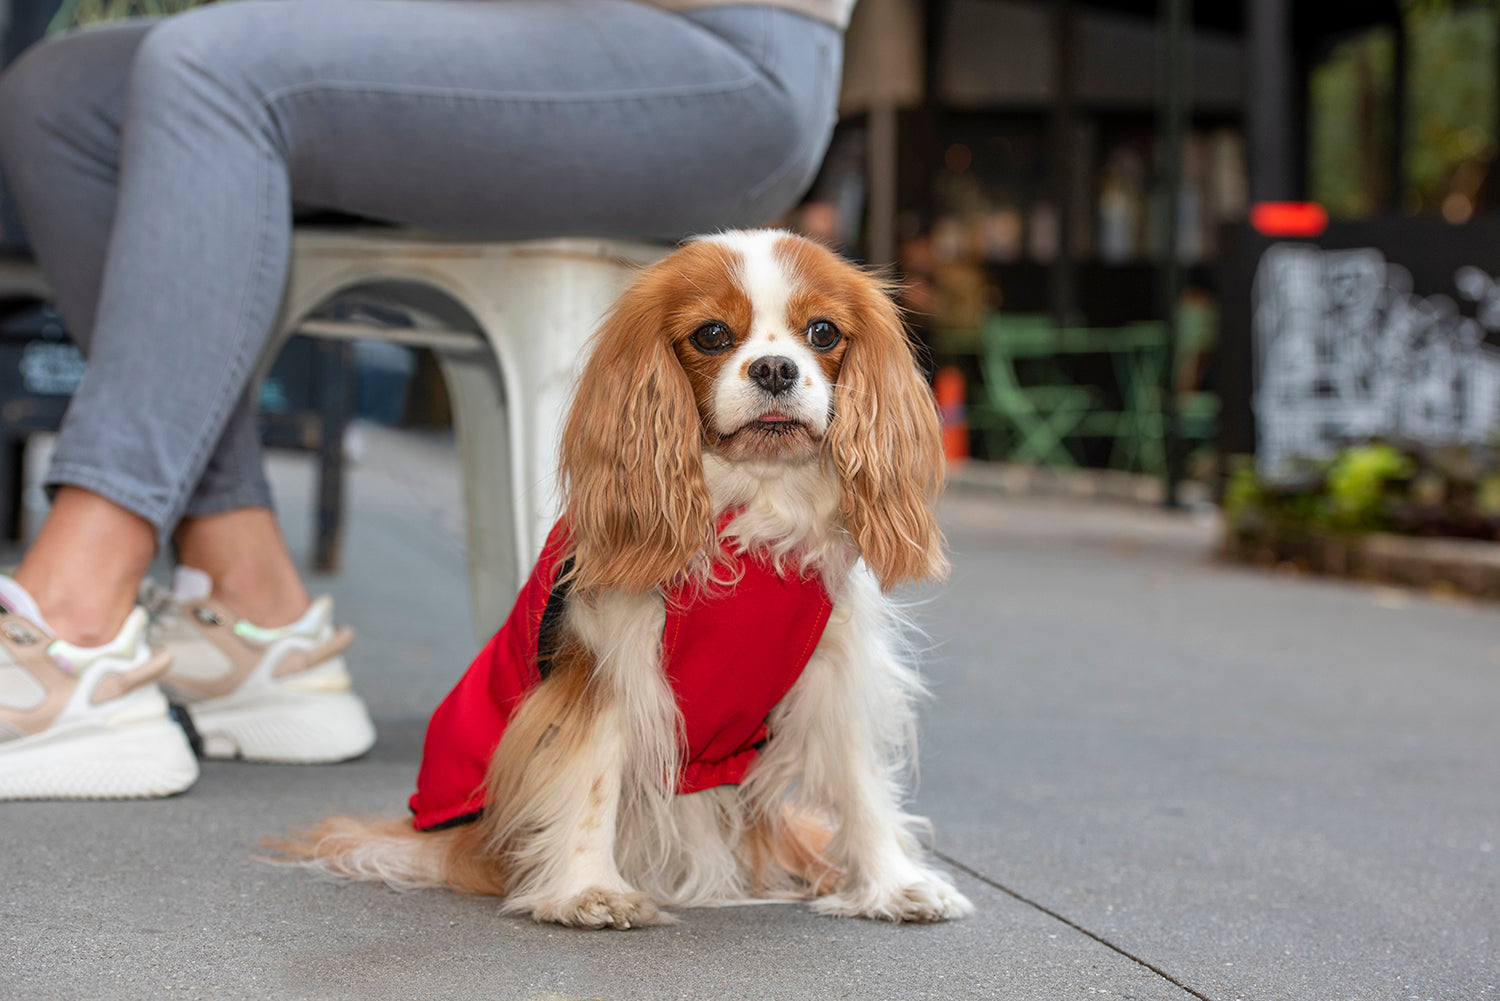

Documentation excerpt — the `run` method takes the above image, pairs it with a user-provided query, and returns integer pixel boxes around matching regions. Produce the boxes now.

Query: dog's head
[560,229,945,595]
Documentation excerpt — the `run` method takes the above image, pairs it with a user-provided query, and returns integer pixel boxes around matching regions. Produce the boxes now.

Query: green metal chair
[972,314,1098,467]
[973,309,1221,474]
[1102,308,1220,475]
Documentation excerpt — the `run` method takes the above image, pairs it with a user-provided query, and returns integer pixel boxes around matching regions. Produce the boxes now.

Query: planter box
[1224,522,1500,599]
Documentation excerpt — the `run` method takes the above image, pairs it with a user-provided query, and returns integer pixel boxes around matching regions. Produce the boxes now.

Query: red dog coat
[410,519,834,831]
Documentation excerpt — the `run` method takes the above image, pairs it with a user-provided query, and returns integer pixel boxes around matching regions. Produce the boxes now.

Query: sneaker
[0,582,200,801]
[144,568,376,764]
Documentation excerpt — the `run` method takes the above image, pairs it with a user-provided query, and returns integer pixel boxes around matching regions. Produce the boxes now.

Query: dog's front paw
[531,888,666,930]
[812,870,974,923]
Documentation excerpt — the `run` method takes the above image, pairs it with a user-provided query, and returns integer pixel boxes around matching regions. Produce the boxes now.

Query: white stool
[274,228,666,641]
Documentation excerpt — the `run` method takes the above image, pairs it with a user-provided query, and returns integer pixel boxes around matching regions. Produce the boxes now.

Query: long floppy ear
[823,280,947,590]
[559,272,715,596]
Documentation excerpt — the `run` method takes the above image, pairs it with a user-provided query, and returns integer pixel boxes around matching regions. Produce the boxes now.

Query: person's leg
[6,490,307,642]
[6,0,838,646]
[0,0,837,781]
[0,18,355,776]
[0,21,146,345]
[0,21,297,641]
[10,488,153,646]
[173,509,310,626]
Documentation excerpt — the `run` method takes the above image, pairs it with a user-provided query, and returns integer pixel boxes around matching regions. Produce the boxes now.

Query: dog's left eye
[691,322,733,353]
[807,319,841,350]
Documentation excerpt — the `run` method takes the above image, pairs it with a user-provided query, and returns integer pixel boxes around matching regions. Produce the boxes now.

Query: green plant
[48,0,212,35]
[1225,440,1499,543]
[1479,473,1500,517]
[1221,457,1261,519]
[1323,443,1414,530]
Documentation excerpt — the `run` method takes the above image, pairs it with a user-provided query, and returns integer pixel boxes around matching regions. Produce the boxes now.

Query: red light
[1250,202,1329,237]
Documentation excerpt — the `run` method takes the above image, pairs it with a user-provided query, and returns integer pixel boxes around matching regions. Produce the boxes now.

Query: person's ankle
[9,486,157,648]
[174,509,309,628]
[193,564,310,629]
[47,611,131,649]
[7,571,133,648]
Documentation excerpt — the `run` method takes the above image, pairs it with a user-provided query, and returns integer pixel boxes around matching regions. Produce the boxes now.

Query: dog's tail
[265,816,509,896]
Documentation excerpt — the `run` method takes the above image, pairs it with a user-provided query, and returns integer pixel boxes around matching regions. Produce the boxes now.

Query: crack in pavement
[936,850,1215,1001]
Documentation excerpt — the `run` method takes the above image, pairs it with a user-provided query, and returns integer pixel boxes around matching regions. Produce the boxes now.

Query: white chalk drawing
[1251,242,1500,476]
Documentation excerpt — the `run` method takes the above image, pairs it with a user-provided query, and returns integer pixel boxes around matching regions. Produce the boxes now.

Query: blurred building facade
[801,0,1500,478]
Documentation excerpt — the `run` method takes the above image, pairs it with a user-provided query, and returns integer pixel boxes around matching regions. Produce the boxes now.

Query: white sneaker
[0,580,199,801]
[145,568,375,764]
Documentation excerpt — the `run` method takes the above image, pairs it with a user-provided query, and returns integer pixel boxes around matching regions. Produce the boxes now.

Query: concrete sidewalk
[3,430,1496,1000]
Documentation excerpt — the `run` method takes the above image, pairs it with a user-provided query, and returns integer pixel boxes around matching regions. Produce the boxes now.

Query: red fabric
[409,518,833,831]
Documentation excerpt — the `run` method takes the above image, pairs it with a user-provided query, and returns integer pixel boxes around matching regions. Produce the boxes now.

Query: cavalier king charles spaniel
[282,229,973,928]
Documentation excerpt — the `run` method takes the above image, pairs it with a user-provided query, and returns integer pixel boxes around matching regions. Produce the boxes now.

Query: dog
[280,229,973,928]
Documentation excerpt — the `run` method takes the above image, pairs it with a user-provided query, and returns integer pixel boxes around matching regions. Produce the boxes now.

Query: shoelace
[138,579,176,620]
[136,581,182,649]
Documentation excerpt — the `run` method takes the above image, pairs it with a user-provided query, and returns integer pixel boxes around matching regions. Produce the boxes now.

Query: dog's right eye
[690,322,734,353]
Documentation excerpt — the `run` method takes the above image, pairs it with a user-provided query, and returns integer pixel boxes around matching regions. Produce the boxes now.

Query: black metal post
[1158,0,1188,508]
[1389,7,1407,213]
[1247,0,1294,203]
[1050,0,1077,330]
[313,339,353,573]
[0,438,22,541]
[915,0,948,229]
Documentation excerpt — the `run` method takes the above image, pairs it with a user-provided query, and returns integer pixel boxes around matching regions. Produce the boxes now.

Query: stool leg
[434,348,517,642]
[313,340,353,573]
[273,233,665,643]
[1,437,22,543]
[442,247,658,642]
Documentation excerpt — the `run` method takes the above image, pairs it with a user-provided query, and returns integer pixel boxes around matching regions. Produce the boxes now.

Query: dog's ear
[823,279,948,590]
[559,270,715,595]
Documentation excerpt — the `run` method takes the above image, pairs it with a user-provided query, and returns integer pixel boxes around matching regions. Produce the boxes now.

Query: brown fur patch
[743,805,842,896]
[440,822,511,896]
[559,245,739,594]
[658,241,755,436]
[774,236,948,589]
[468,634,607,874]
[775,235,860,382]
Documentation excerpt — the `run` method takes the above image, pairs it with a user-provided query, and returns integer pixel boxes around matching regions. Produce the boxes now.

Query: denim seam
[184,414,275,514]
[255,71,765,111]
[46,461,172,529]
[754,6,771,66]
[182,483,275,518]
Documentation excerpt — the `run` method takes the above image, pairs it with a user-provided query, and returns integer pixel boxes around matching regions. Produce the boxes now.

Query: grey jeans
[0,0,841,534]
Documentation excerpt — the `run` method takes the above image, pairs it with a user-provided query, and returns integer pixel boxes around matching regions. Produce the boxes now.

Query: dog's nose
[749,355,799,395]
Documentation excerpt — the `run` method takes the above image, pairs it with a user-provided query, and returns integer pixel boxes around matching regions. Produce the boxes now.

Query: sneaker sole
[184,690,375,764]
[0,714,200,801]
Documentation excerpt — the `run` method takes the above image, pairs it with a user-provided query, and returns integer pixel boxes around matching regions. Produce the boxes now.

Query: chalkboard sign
[1218,219,1500,478]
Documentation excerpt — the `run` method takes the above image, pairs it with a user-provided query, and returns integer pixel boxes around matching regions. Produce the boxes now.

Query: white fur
[565,590,681,903]
[748,566,972,921]
[700,231,835,439]
[497,699,655,927]
[703,452,853,590]
[540,453,970,920]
